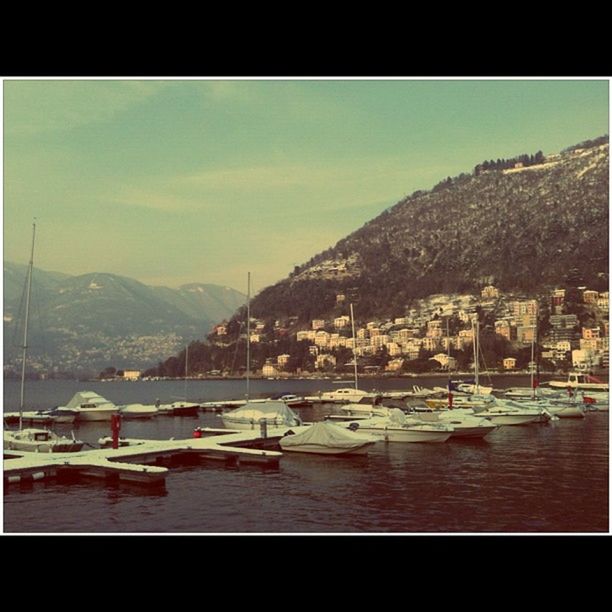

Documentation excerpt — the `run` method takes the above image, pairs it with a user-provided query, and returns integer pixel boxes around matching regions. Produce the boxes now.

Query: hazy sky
[2,78,609,295]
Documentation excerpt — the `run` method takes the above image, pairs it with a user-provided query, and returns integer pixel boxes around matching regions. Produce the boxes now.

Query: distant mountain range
[3,264,245,374]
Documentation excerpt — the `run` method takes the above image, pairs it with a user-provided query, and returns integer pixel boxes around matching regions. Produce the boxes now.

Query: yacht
[55,391,118,422]
[548,372,608,392]
[319,388,379,404]
[4,428,84,453]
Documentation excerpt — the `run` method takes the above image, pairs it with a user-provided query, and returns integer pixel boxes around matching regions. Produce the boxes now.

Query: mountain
[3,265,245,374]
[248,137,609,322]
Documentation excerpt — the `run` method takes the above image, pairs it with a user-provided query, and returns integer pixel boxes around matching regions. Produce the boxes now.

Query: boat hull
[279,441,374,455]
[358,427,452,443]
[480,413,541,426]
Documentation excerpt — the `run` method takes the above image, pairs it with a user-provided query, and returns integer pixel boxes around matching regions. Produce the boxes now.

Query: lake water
[3,377,609,533]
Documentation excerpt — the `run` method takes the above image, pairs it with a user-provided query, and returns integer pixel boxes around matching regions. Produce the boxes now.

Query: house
[121,369,141,381]
[311,319,326,330]
[481,285,499,299]
[503,357,517,370]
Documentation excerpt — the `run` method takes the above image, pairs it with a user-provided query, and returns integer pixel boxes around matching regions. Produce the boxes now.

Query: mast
[246,272,251,401]
[447,318,452,407]
[350,303,358,391]
[184,343,189,401]
[473,318,480,394]
[19,221,36,430]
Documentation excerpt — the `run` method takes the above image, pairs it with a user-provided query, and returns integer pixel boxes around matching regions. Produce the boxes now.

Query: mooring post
[111,414,121,449]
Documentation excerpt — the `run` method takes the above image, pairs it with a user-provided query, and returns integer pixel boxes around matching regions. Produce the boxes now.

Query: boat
[118,403,160,419]
[411,407,498,439]
[4,221,84,453]
[4,428,84,453]
[155,400,200,416]
[55,391,118,421]
[279,421,378,455]
[319,387,379,403]
[269,393,313,408]
[347,409,454,443]
[548,372,609,392]
[475,399,549,426]
[221,400,302,430]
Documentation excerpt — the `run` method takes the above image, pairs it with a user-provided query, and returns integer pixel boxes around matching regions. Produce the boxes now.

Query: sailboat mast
[19,221,36,430]
[246,272,251,401]
[473,318,480,394]
[350,303,358,391]
[184,344,189,400]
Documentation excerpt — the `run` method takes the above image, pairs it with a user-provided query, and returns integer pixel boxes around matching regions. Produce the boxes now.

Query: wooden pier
[3,426,296,488]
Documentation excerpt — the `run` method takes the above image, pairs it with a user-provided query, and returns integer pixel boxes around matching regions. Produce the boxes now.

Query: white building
[334,315,351,329]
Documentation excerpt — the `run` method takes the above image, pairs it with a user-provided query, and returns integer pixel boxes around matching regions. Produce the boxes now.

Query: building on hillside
[214,324,227,336]
[122,369,141,381]
[481,285,499,299]
[311,319,326,330]
[516,326,536,345]
[262,362,278,377]
[572,349,597,370]
[315,354,336,369]
[597,292,609,311]
[334,315,351,329]
[430,353,457,370]
[336,294,346,304]
[495,320,512,341]
[583,327,600,340]
[503,357,517,370]
[583,290,599,305]
[277,354,291,368]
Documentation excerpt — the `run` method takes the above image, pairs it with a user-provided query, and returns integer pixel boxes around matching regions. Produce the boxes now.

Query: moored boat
[4,427,84,453]
[279,421,377,455]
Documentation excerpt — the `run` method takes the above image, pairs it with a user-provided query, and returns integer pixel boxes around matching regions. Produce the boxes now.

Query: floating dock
[3,426,295,488]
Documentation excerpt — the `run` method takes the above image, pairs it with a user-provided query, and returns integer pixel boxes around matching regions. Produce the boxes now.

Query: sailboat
[323,303,379,405]
[4,222,84,453]
[221,273,302,429]
[156,344,200,416]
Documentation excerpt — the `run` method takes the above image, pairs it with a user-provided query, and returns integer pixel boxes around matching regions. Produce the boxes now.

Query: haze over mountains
[3,264,245,374]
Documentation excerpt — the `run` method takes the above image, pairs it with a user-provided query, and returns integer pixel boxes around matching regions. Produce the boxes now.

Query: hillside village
[207,283,609,378]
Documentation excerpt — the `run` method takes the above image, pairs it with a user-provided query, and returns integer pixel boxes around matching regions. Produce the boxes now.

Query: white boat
[221,400,302,430]
[348,409,454,443]
[340,403,393,418]
[319,387,378,403]
[279,421,377,455]
[270,394,313,408]
[118,403,160,419]
[56,391,118,421]
[475,399,547,426]
[4,427,84,453]
[412,408,498,439]
[548,372,608,392]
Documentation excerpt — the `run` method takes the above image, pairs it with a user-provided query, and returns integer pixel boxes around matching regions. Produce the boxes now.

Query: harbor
[3,376,609,533]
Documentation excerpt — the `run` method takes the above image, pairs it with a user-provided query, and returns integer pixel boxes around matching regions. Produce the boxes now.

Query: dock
[3,425,298,488]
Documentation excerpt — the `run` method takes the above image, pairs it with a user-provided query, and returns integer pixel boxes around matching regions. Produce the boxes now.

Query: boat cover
[224,400,301,425]
[280,421,373,449]
[64,391,115,408]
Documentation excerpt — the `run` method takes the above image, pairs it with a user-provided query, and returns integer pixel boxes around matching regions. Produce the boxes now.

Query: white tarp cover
[64,391,115,408]
[224,400,301,425]
[280,421,374,449]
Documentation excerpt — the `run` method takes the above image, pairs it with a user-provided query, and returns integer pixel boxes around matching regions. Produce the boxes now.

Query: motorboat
[118,403,160,419]
[475,399,549,426]
[548,372,608,392]
[340,403,394,418]
[319,388,379,403]
[56,391,118,421]
[221,400,302,430]
[155,400,200,416]
[4,427,84,453]
[411,407,498,439]
[347,409,454,443]
[279,421,378,455]
[269,393,313,408]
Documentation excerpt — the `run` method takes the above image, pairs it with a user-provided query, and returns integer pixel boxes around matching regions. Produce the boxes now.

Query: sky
[2,78,609,296]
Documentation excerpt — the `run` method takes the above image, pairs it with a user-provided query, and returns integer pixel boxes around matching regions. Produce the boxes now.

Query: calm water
[3,377,609,533]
